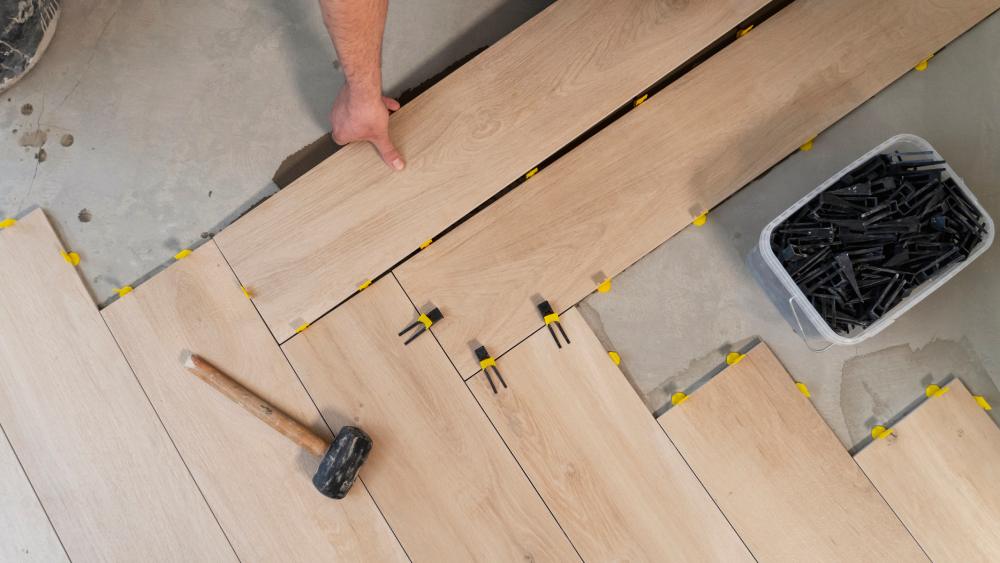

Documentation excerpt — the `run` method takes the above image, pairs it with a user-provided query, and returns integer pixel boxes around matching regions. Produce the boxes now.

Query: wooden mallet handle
[183,352,328,458]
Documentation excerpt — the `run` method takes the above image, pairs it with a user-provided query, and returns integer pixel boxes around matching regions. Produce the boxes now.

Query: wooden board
[854,380,1000,562]
[102,243,406,562]
[281,278,578,562]
[0,210,236,562]
[215,0,772,342]
[0,431,67,562]
[658,343,926,561]
[469,307,751,561]
[395,0,1000,377]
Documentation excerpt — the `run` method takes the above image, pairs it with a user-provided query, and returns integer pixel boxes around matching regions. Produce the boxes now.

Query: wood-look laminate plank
[215,0,772,342]
[0,210,236,562]
[658,343,926,561]
[0,431,67,562]
[395,0,1000,377]
[468,307,751,561]
[102,243,407,562]
[281,277,578,562]
[854,380,1000,562]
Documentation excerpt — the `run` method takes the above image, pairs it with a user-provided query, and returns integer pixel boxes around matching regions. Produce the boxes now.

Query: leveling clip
[475,346,507,394]
[398,307,443,345]
[537,300,570,348]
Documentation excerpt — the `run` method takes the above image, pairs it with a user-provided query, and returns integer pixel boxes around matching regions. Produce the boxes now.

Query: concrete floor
[580,10,1000,448]
[0,0,549,304]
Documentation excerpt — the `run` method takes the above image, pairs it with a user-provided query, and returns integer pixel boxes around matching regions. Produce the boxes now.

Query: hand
[329,85,405,171]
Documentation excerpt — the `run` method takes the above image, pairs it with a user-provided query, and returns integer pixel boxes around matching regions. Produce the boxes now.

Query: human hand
[329,84,405,171]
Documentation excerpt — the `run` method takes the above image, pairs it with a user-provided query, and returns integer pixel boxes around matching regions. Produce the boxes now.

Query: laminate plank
[102,243,407,562]
[281,277,578,562]
[0,431,67,562]
[215,0,772,342]
[468,307,751,561]
[658,343,926,561]
[395,0,1000,377]
[854,380,1000,562]
[0,210,236,562]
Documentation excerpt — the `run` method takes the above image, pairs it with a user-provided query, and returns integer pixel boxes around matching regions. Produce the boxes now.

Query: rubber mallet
[182,352,372,499]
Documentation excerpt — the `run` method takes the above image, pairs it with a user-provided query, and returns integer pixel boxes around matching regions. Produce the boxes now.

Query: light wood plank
[282,277,578,562]
[395,0,1000,377]
[0,431,67,562]
[102,243,407,562]
[469,307,751,561]
[659,343,926,561]
[215,0,772,342]
[0,210,236,562]
[854,380,1000,562]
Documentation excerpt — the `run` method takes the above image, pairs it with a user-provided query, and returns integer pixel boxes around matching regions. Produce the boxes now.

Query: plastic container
[748,134,994,350]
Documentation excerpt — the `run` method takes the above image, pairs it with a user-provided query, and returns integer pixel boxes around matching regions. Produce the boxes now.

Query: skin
[318,0,404,170]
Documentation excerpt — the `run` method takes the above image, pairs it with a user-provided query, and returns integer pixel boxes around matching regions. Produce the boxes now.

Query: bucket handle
[789,296,833,353]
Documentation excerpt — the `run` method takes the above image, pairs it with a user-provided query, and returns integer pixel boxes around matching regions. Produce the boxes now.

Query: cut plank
[395,0,1000,377]
[102,243,406,562]
[0,431,67,562]
[854,380,1000,562]
[469,307,751,561]
[658,343,926,561]
[215,0,773,342]
[0,210,236,562]
[281,278,578,562]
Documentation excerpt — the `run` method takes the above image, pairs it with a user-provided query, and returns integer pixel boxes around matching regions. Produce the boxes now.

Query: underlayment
[0,0,549,303]
[580,10,1000,448]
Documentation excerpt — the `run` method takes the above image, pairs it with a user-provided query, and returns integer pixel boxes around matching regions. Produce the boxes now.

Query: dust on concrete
[35,148,46,162]
[77,208,91,222]
[18,129,47,147]
[20,103,33,115]
[839,338,999,446]
[60,133,73,147]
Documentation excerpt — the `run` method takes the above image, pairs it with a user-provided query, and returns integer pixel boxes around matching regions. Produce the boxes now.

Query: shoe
[0,0,60,94]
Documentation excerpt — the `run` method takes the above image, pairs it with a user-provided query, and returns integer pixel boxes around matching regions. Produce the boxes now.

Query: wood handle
[183,353,329,458]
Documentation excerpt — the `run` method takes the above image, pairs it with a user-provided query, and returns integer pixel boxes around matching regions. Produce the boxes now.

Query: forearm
[318,0,388,97]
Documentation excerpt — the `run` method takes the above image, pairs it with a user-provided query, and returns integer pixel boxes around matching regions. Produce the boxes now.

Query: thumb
[372,132,405,171]
[383,96,401,112]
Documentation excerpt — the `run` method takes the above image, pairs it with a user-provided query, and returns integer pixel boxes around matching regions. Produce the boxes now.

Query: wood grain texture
[469,307,751,561]
[103,243,406,562]
[0,210,236,562]
[658,343,926,561]
[0,432,67,562]
[216,0,771,342]
[395,0,1000,377]
[854,380,1000,562]
[282,278,578,562]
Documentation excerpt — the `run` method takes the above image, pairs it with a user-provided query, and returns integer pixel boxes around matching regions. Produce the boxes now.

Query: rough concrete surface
[0,0,549,303]
[580,10,1000,448]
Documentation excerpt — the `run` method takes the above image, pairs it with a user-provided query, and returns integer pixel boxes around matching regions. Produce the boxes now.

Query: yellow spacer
[358,279,373,291]
[737,24,754,38]
[116,286,133,298]
[174,249,192,260]
[479,356,496,370]
[914,54,933,71]
[596,278,612,293]
[60,251,81,266]
[671,392,688,406]
[419,238,433,250]
[525,167,539,179]
[692,212,708,227]
[795,382,811,398]
[925,384,950,398]
[725,352,746,366]
[633,94,648,107]
[543,312,560,325]
[240,285,252,299]
[800,137,816,152]
[418,313,434,329]
[871,425,894,440]
[608,351,621,365]
[0,218,16,229]
[974,395,992,411]
[294,322,310,334]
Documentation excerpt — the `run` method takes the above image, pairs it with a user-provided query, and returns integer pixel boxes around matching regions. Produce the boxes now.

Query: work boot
[0,0,60,94]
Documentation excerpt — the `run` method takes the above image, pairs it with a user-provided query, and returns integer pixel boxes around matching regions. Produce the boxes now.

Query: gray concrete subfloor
[0,0,550,304]
[580,11,1000,449]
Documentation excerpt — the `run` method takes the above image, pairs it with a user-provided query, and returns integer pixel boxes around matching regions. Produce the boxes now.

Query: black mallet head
[312,426,373,499]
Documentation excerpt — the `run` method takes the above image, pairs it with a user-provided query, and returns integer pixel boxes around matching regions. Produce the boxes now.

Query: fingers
[383,96,401,112]
[372,132,405,171]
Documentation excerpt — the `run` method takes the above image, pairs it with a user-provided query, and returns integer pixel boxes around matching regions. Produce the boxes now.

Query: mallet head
[312,426,373,499]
